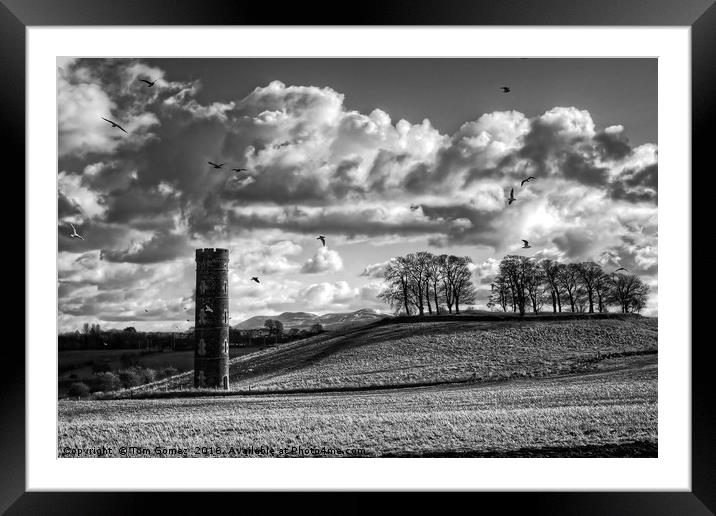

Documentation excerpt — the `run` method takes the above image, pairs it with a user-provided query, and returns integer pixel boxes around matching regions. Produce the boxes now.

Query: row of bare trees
[489,256,650,315]
[379,252,477,316]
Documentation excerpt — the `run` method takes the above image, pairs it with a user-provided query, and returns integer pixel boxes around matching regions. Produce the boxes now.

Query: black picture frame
[5,0,711,513]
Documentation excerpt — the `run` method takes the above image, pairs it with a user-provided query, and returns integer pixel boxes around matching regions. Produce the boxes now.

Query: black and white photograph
[57,57,658,459]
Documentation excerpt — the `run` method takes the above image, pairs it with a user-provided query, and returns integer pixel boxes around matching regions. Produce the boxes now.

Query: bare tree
[382,257,412,315]
[540,259,563,313]
[576,262,604,313]
[437,254,455,313]
[378,286,407,315]
[523,261,546,314]
[557,263,581,312]
[574,285,589,312]
[592,271,611,313]
[404,252,432,316]
[499,255,532,316]
[609,273,650,313]
[425,254,444,315]
[450,256,476,314]
[487,275,511,312]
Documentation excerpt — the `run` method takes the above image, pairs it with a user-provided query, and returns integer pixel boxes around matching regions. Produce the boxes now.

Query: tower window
[224,339,228,353]
[224,310,228,323]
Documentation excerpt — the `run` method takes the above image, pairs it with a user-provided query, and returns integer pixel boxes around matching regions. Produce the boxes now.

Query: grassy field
[57,354,656,457]
[127,315,656,395]
[58,315,657,457]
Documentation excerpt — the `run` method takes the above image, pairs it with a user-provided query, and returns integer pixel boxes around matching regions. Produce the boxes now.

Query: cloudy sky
[58,58,657,332]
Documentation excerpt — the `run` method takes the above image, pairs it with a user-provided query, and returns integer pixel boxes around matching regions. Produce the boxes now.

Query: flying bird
[251,277,260,283]
[69,223,84,240]
[138,78,157,87]
[100,117,127,134]
[208,161,224,169]
[144,307,150,313]
[232,168,248,173]
[204,305,213,313]
[501,86,511,93]
[615,267,628,272]
[521,176,536,187]
[317,235,326,247]
[521,239,531,249]
[507,188,517,205]
[409,204,420,211]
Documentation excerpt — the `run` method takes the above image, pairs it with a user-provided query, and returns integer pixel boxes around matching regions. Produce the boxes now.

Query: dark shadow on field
[114,352,657,400]
[381,439,657,458]
[228,313,653,386]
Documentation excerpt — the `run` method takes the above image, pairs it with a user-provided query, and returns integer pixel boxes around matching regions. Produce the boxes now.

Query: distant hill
[234,308,389,331]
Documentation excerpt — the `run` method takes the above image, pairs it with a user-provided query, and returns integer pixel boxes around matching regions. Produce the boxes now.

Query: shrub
[67,382,90,398]
[118,369,143,388]
[94,372,121,392]
[160,366,179,379]
[138,367,157,384]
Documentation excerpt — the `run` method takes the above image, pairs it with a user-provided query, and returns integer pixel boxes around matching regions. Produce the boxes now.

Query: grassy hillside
[58,354,656,457]
[129,314,656,396]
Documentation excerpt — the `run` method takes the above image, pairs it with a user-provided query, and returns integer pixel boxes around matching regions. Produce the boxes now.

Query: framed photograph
[7,0,711,513]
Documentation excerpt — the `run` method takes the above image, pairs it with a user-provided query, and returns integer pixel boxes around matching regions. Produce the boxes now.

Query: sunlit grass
[58,356,656,458]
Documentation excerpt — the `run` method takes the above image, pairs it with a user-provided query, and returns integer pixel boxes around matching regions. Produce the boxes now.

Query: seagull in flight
[251,277,260,284]
[69,223,84,240]
[521,176,536,187]
[507,188,517,205]
[409,204,420,211]
[208,161,224,169]
[521,239,531,249]
[232,168,248,173]
[501,86,511,93]
[144,307,150,313]
[138,78,157,87]
[615,267,629,272]
[317,235,326,247]
[204,305,214,313]
[100,116,128,134]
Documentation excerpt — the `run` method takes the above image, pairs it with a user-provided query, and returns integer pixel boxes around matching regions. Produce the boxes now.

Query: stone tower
[194,248,230,389]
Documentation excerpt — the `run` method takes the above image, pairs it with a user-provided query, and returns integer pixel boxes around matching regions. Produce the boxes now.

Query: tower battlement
[196,247,229,257]
[195,248,229,270]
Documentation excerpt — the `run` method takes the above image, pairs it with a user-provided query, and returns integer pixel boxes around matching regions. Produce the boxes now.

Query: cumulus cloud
[299,281,358,309]
[360,260,393,278]
[233,240,302,275]
[58,171,107,220]
[100,231,191,264]
[301,247,344,274]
